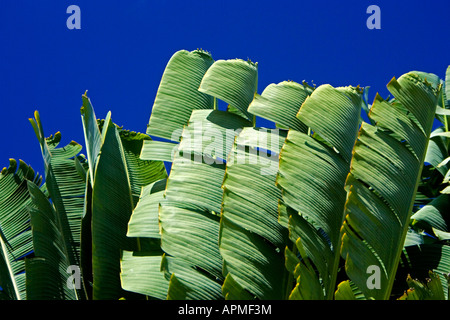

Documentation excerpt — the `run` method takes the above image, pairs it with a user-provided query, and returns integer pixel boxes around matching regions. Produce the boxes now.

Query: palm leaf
[120,144,168,299]
[120,179,169,299]
[439,65,450,128]
[113,130,169,300]
[0,159,42,300]
[340,72,440,300]
[80,173,93,299]
[178,109,252,163]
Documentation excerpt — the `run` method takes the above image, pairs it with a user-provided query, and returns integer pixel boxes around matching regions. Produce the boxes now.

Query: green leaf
[341,72,440,300]
[178,109,252,162]
[146,49,215,141]
[425,126,449,176]
[159,157,226,291]
[404,228,427,247]
[399,271,447,300]
[158,109,251,299]
[0,159,41,300]
[369,95,428,161]
[160,201,223,279]
[433,229,450,241]
[413,71,442,90]
[387,74,437,135]
[411,194,450,234]
[436,107,450,115]
[220,218,287,300]
[121,177,168,299]
[80,92,102,186]
[140,140,178,162]
[398,244,450,300]
[438,156,450,168]
[26,181,79,300]
[117,127,168,206]
[161,255,223,300]
[445,66,450,108]
[219,128,290,300]
[442,184,450,194]
[80,174,93,299]
[29,111,87,280]
[289,267,324,300]
[247,81,312,131]
[222,274,255,300]
[430,131,450,138]
[335,281,366,300]
[120,250,169,299]
[199,58,258,121]
[80,93,168,299]
[127,179,167,239]
[91,114,138,300]
[276,84,362,299]
[297,84,362,162]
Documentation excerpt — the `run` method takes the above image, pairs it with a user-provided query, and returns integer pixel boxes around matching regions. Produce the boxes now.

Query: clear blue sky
[1,0,449,177]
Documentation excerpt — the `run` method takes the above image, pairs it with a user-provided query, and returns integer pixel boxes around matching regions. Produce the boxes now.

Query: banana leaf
[340,72,440,300]
[159,109,252,299]
[199,58,258,122]
[25,181,80,299]
[276,84,363,299]
[29,111,87,284]
[219,127,290,299]
[398,271,448,300]
[80,92,168,299]
[411,194,450,235]
[397,244,450,299]
[0,159,42,300]
[120,250,169,299]
[247,80,312,131]
[90,113,138,299]
[146,49,215,141]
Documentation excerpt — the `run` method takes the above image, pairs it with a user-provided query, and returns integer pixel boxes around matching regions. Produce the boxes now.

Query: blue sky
[1,0,449,177]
